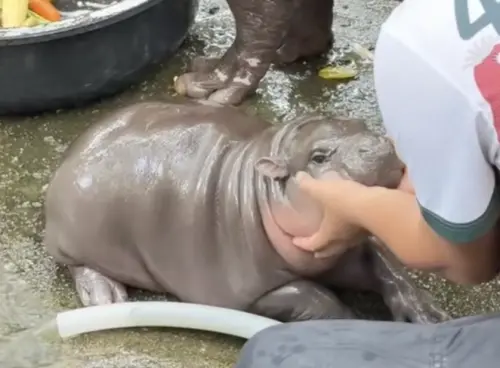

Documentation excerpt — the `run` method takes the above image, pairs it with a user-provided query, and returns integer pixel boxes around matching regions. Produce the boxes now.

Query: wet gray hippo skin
[43,101,449,323]
[174,0,334,105]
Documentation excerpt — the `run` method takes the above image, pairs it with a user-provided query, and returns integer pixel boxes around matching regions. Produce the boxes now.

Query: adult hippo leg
[276,0,334,64]
[249,279,356,322]
[317,241,450,324]
[69,266,128,307]
[186,0,334,75]
[174,0,296,105]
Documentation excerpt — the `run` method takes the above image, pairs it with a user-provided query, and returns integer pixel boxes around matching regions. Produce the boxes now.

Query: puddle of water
[1,0,500,366]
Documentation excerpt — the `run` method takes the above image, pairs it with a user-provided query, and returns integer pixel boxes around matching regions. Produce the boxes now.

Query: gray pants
[235,313,500,367]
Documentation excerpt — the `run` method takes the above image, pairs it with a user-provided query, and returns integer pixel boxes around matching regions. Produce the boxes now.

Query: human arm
[369,170,498,283]
[292,173,499,285]
[358,185,499,284]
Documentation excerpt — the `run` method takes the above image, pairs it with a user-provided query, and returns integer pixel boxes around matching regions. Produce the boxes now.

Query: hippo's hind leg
[368,239,450,324]
[249,279,355,322]
[174,0,296,105]
[44,220,129,307]
[276,0,334,64]
[69,266,128,307]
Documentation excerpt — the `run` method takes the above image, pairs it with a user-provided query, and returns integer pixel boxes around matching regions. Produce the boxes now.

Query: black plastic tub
[0,0,198,115]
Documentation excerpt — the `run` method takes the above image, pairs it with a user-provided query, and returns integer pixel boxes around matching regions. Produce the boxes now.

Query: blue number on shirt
[455,0,500,40]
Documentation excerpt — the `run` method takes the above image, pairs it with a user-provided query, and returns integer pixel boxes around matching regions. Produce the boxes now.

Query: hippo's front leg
[174,0,296,105]
[69,266,128,307]
[369,239,450,324]
[249,279,355,322]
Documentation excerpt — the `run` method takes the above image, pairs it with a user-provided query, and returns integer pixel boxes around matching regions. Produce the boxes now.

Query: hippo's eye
[311,150,331,164]
[312,153,327,164]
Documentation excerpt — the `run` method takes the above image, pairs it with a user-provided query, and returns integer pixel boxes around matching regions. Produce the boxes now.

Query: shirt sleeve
[373,29,500,244]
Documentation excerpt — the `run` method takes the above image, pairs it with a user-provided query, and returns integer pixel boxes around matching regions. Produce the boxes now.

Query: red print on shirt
[473,43,500,138]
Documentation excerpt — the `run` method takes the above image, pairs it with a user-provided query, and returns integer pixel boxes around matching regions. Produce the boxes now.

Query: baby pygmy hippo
[43,101,448,323]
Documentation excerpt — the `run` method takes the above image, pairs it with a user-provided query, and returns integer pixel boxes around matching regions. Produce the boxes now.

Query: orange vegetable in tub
[28,0,61,22]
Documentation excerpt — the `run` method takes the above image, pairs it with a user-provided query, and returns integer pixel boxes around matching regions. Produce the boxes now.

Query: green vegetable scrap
[318,64,358,80]
[27,9,50,24]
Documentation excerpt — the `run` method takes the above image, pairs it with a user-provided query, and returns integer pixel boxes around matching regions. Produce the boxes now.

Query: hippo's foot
[69,266,128,307]
[316,242,449,324]
[174,44,275,106]
[276,0,334,64]
[384,282,450,324]
[249,280,356,322]
[174,0,297,105]
[370,242,450,324]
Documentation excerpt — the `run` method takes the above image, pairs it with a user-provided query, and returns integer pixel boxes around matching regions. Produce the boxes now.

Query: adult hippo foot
[70,266,128,307]
[249,280,356,322]
[173,46,262,106]
[174,0,334,105]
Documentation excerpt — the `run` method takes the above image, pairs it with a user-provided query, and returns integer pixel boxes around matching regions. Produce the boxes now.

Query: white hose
[55,301,282,340]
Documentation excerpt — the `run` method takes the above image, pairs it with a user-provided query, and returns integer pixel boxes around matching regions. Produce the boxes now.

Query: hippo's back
[43,101,281,307]
[65,101,270,155]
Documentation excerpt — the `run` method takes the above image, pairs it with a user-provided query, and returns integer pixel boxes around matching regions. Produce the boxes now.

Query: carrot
[28,0,61,22]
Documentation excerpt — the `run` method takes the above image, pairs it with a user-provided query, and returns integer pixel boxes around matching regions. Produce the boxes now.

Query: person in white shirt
[291,0,500,285]
[234,1,500,367]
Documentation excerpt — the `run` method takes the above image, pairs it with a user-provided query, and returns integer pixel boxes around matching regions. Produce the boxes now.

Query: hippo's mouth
[338,167,404,188]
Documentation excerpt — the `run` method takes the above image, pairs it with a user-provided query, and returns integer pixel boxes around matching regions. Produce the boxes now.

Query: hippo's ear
[254,157,289,179]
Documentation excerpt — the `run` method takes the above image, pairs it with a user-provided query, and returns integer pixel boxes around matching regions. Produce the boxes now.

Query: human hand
[291,171,369,258]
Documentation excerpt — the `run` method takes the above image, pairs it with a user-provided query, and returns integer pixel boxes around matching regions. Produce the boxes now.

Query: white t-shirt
[374,0,500,243]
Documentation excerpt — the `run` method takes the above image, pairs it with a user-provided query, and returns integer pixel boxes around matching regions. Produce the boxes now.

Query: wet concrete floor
[1,0,500,366]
